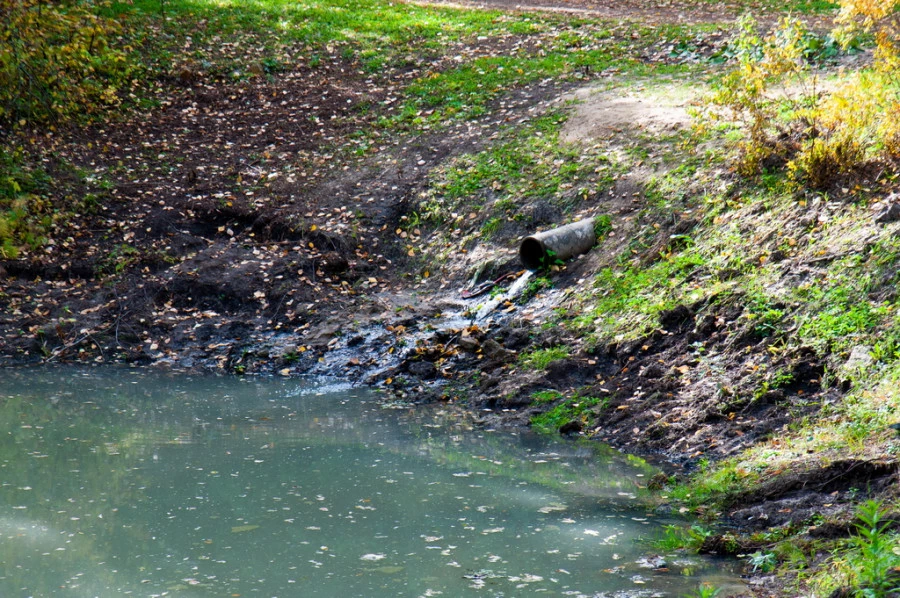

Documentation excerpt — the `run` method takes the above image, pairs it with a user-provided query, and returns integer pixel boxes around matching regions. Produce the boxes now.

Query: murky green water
[0,368,740,597]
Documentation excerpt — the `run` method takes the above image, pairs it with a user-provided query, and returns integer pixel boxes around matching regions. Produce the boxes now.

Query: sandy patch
[560,83,696,144]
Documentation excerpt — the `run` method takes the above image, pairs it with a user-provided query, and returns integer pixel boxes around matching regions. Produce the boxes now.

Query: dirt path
[418,0,836,28]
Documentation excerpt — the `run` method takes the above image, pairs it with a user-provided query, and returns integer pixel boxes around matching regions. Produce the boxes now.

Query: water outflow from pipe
[519,218,596,270]
[475,270,534,321]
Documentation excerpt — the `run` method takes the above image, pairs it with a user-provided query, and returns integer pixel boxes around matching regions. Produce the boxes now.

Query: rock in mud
[458,335,480,352]
[658,304,693,331]
[558,420,583,435]
[635,555,668,570]
[479,374,500,391]
[841,345,873,375]
[407,360,437,379]
[640,364,666,379]
[482,339,515,362]
[875,196,900,223]
[307,322,343,349]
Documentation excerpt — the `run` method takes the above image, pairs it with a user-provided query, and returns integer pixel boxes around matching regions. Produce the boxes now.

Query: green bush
[0,146,52,257]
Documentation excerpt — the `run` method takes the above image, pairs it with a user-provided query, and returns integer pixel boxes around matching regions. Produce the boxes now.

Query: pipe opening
[519,237,546,271]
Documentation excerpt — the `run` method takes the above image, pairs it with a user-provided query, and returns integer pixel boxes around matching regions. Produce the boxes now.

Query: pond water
[0,368,741,597]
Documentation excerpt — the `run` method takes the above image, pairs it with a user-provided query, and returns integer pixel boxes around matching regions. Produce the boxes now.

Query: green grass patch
[519,345,569,370]
[572,249,706,338]
[519,276,553,304]
[531,395,607,432]
[745,290,786,338]
[115,0,705,131]
[593,214,613,239]
[805,500,900,596]
[666,454,764,508]
[793,253,891,356]
[531,389,564,404]
[480,216,502,239]
[650,523,714,552]
[694,0,837,13]
[422,112,619,228]
[121,0,519,51]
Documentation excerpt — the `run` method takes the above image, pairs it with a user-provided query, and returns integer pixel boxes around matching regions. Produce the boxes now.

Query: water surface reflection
[0,368,741,597]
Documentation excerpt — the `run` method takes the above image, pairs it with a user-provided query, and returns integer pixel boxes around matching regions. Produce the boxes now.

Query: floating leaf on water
[360,553,386,561]
[230,524,259,533]
[537,503,567,513]
[509,573,543,583]
[543,525,561,532]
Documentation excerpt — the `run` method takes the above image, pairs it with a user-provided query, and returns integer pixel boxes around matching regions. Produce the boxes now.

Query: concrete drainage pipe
[518,218,597,270]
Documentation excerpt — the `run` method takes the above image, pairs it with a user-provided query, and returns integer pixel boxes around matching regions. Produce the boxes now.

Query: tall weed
[846,500,900,595]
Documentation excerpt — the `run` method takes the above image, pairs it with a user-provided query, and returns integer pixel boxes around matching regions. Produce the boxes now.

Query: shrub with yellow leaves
[835,0,900,70]
[0,0,134,127]
[709,2,900,190]
[709,16,819,177]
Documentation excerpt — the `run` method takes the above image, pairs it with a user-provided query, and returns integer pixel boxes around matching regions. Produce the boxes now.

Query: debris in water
[230,524,259,533]
[538,503,567,513]
[360,553,386,561]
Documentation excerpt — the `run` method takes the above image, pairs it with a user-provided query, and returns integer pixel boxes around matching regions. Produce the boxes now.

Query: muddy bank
[0,64,853,501]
